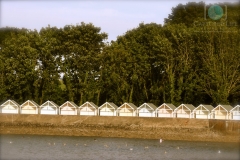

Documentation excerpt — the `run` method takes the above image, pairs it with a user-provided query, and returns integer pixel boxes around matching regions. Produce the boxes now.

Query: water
[0,134,239,160]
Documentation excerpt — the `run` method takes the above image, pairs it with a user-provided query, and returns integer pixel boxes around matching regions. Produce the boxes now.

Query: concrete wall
[0,114,239,143]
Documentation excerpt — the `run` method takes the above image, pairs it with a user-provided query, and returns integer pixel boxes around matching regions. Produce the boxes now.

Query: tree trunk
[129,85,133,103]
[79,72,88,105]
[144,82,148,101]
[169,72,175,104]
[39,78,44,105]
[97,89,101,106]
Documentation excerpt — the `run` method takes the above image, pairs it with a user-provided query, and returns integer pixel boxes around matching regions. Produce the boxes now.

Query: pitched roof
[213,105,233,112]
[59,101,78,108]
[175,104,195,111]
[20,100,39,107]
[40,100,59,108]
[138,103,157,110]
[230,105,240,112]
[194,104,214,111]
[118,103,137,110]
[50,101,59,108]
[99,102,118,110]
[157,103,176,110]
[79,101,98,109]
[0,99,20,107]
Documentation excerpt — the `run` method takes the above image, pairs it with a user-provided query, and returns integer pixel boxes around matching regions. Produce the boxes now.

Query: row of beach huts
[0,100,240,120]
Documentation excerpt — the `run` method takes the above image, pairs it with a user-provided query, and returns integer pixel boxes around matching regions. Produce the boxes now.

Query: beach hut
[137,103,157,117]
[230,105,240,120]
[98,102,118,116]
[192,104,214,119]
[174,104,195,118]
[156,103,176,118]
[0,100,19,114]
[211,105,233,119]
[117,103,137,117]
[59,101,78,115]
[40,101,59,115]
[20,100,39,114]
[79,101,98,116]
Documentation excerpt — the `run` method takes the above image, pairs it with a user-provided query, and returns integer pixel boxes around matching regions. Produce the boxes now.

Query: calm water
[0,134,239,160]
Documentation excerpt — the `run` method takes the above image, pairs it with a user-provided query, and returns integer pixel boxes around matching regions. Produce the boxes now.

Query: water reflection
[0,134,239,160]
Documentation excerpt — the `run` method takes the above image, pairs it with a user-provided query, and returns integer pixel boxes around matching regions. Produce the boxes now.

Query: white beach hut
[0,100,19,114]
[59,101,78,115]
[174,104,195,118]
[211,105,233,119]
[230,105,240,120]
[137,103,157,117]
[156,103,176,118]
[79,101,98,116]
[40,101,59,115]
[117,103,137,117]
[98,102,118,116]
[20,100,39,114]
[192,104,214,119]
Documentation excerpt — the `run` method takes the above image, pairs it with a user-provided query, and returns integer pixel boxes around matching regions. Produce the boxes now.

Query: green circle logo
[208,5,223,20]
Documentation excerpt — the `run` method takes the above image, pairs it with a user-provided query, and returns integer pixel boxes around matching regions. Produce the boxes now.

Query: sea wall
[0,114,239,143]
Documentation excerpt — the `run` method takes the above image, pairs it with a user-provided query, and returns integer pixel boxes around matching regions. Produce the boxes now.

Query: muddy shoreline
[0,114,239,143]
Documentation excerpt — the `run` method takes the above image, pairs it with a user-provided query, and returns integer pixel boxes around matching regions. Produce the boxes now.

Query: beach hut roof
[0,99,20,107]
[157,103,176,110]
[20,100,39,107]
[175,104,195,111]
[213,104,233,112]
[59,101,78,108]
[194,104,214,111]
[118,103,138,110]
[79,101,98,109]
[230,105,240,112]
[99,102,118,109]
[138,103,157,110]
[40,100,59,108]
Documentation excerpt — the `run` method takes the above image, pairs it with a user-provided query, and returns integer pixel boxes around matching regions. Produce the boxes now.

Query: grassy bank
[0,114,239,143]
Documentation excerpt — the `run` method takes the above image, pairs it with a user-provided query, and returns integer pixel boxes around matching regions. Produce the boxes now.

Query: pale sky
[1,0,239,42]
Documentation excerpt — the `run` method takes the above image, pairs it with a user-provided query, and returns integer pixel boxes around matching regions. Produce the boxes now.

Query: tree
[0,27,26,102]
[35,25,64,105]
[152,24,199,105]
[59,22,108,105]
[194,25,240,104]
[102,23,165,106]
[164,2,206,27]
[1,29,39,103]
[164,2,240,28]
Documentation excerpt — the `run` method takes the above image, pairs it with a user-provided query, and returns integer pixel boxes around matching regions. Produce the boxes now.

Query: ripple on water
[0,135,239,160]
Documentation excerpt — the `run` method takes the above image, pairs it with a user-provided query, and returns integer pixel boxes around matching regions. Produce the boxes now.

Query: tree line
[0,2,240,107]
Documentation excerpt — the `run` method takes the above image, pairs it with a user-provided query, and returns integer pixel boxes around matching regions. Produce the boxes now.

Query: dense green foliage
[0,2,239,107]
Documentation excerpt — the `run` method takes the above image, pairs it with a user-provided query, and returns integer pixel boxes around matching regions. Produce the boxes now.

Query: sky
[1,0,239,42]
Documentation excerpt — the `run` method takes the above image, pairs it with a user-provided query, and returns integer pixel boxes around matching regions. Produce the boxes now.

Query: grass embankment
[0,114,239,142]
